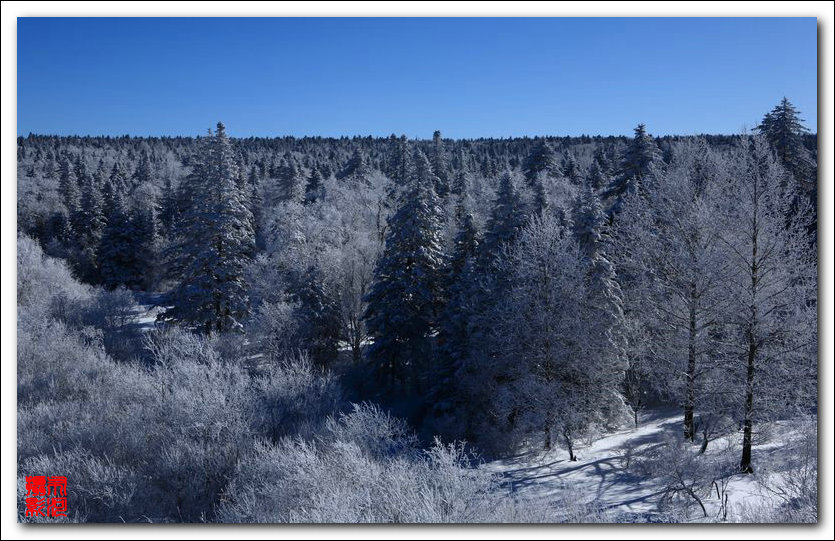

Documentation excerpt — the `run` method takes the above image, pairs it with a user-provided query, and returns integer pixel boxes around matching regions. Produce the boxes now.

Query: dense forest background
[17,98,818,523]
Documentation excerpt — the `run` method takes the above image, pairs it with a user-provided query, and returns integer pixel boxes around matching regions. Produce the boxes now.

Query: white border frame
[2,2,832,540]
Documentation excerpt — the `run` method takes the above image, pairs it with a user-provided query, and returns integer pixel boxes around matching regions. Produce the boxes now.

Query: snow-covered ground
[484,410,816,523]
[129,292,167,332]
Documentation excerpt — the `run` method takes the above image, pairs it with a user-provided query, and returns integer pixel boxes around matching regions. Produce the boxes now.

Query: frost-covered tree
[304,167,325,205]
[75,164,107,280]
[479,171,527,266]
[98,186,143,289]
[133,151,153,187]
[281,158,305,204]
[523,140,559,187]
[715,137,817,473]
[431,130,450,196]
[364,149,445,391]
[161,122,255,333]
[429,205,480,435]
[58,155,80,217]
[571,183,625,386]
[610,141,730,442]
[387,134,412,187]
[604,123,662,215]
[338,148,370,183]
[131,196,160,289]
[562,153,583,185]
[293,265,342,368]
[586,159,610,191]
[109,161,130,198]
[756,97,815,189]
[488,215,625,456]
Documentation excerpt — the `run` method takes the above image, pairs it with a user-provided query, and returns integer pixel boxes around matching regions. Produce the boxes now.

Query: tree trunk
[544,424,551,451]
[683,282,697,442]
[740,211,759,475]
[740,336,756,473]
[563,429,577,461]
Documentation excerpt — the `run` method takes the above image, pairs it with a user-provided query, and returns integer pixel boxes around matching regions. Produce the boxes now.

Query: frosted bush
[324,403,418,459]
[249,299,301,361]
[248,351,343,441]
[17,234,91,317]
[144,327,220,366]
[632,434,737,520]
[218,404,562,523]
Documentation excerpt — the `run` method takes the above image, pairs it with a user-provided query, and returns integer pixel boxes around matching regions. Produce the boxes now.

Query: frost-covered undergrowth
[486,410,817,523]
[16,235,574,523]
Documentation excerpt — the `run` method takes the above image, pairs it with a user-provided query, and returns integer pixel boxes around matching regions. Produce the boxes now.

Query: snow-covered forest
[16,98,818,523]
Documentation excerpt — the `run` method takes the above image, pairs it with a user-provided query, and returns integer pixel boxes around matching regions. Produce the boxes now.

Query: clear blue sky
[17,17,817,139]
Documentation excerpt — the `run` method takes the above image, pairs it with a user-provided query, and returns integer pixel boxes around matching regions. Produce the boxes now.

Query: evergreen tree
[338,148,369,182]
[76,166,107,281]
[293,265,343,368]
[133,151,153,187]
[429,208,480,436]
[159,175,178,235]
[58,156,80,219]
[109,161,130,196]
[479,171,527,266]
[756,97,815,188]
[531,172,549,216]
[281,159,304,203]
[523,140,559,186]
[131,196,160,289]
[450,169,469,198]
[603,123,662,215]
[161,122,255,333]
[364,148,445,391]
[98,186,142,289]
[245,166,266,251]
[562,153,583,185]
[304,167,325,205]
[387,134,412,186]
[586,160,610,191]
[571,184,607,260]
[431,130,450,197]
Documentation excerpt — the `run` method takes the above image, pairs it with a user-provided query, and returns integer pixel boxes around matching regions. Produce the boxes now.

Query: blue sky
[17,17,817,138]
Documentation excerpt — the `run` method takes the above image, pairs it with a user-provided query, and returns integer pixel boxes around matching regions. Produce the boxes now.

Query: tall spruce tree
[604,123,662,215]
[304,167,325,205]
[429,205,480,438]
[756,97,815,189]
[431,130,450,197]
[364,148,446,391]
[58,156,80,223]
[160,122,255,333]
[479,171,528,266]
[523,140,559,187]
[98,186,143,289]
[76,164,107,281]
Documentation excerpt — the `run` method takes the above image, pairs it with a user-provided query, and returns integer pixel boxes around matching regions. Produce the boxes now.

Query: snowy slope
[483,409,816,523]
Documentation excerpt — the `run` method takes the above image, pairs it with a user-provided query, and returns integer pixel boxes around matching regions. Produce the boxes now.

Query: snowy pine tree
[479,171,527,267]
[364,148,446,392]
[604,123,662,215]
[431,130,450,197]
[161,122,255,333]
[756,97,815,189]
[98,186,143,289]
[304,167,325,205]
[293,265,343,368]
